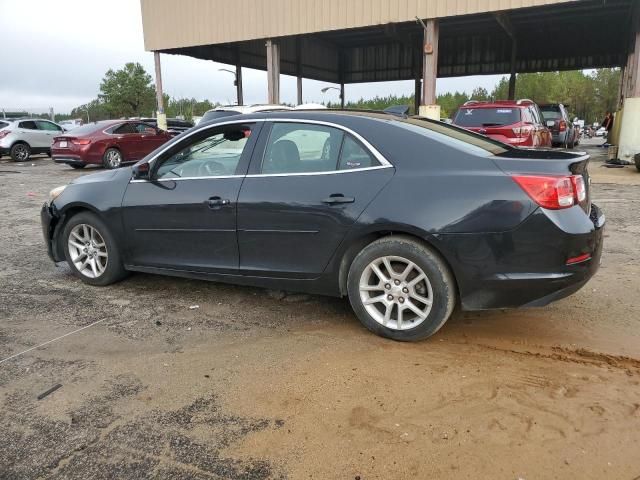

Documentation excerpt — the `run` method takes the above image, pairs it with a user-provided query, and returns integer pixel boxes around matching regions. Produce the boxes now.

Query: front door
[237,121,394,278]
[111,122,144,161]
[121,122,259,273]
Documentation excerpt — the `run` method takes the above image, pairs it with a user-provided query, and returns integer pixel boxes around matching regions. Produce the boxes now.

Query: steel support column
[296,38,303,105]
[235,48,244,105]
[153,51,167,131]
[419,19,439,119]
[508,39,517,100]
[266,39,280,104]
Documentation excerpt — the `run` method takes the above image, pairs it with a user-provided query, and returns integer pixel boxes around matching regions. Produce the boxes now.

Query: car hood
[69,167,132,185]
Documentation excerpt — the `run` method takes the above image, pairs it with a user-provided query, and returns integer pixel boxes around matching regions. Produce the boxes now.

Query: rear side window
[18,121,38,130]
[0,121,8,129]
[113,123,136,134]
[454,107,521,127]
[261,122,380,175]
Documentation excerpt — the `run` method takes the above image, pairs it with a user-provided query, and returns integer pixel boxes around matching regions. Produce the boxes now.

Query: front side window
[155,126,251,179]
[261,122,379,175]
[134,122,155,133]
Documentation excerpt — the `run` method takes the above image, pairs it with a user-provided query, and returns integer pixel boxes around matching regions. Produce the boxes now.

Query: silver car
[0,118,66,161]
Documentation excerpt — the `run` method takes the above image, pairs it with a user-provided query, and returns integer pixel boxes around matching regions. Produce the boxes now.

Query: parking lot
[1,139,640,479]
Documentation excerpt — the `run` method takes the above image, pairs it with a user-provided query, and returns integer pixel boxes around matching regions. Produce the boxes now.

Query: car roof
[460,100,536,109]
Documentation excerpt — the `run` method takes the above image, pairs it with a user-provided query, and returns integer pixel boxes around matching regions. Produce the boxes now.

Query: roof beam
[494,12,516,39]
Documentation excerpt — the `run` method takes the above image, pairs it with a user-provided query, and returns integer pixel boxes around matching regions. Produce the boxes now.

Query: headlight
[49,185,67,202]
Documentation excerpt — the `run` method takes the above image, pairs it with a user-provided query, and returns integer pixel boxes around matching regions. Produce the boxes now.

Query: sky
[0,0,506,114]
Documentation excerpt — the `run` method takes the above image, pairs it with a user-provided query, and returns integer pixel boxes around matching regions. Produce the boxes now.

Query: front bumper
[41,202,64,262]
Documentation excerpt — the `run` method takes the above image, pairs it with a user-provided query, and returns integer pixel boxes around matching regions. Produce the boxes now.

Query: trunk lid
[492,149,591,213]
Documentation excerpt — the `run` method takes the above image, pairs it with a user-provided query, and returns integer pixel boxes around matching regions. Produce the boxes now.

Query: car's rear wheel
[10,142,31,162]
[62,212,128,286]
[103,148,123,169]
[347,236,456,341]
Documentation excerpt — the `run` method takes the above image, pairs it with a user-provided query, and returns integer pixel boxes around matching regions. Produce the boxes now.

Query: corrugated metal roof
[140,0,576,51]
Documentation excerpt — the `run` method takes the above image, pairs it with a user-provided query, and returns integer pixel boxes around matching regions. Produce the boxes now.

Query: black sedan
[41,111,605,341]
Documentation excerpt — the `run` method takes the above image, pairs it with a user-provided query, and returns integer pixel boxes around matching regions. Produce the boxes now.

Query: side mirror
[132,162,150,180]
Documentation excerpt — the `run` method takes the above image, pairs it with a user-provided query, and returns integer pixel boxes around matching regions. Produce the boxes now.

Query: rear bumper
[551,132,569,145]
[53,155,87,167]
[0,147,9,156]
[437,203,605,310]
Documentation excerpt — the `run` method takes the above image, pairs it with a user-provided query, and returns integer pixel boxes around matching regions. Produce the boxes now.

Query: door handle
[322,193,355,205]
[207,196,231,209]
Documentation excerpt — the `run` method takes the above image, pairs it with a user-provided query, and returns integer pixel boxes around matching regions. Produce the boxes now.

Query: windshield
[540,107,562,120]
[453,107,521,127]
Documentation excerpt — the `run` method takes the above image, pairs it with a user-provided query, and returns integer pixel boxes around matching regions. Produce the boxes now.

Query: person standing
[601,112,614,145]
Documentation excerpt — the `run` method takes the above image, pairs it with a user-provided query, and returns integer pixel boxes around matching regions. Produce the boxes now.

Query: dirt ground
[1,138,639,480]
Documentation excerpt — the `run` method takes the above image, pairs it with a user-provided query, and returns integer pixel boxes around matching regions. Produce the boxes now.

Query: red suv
[452,99,552,148]
[52,120,172,169]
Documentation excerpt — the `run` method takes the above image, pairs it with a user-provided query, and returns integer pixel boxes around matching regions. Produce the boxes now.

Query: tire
[62,211,128,286]
[70,164,86,169]
[102,147,123,169]
[347,235,456,341]
[634,154,640,173]
[10,142,31,162]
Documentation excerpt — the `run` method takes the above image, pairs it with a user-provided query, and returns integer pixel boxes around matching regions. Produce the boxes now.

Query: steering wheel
[198,160,227,177]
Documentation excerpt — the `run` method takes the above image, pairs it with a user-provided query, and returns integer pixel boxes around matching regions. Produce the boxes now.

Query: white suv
[0,118,66,162]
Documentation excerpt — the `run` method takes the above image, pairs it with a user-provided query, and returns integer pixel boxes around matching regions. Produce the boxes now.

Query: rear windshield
[540,107,562,120]
[200,110,241,124]
[453,107,521,127]
[399,117,509,155]
[63,122,107,135]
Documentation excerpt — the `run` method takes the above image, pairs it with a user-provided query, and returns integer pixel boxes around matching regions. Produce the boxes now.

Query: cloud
[0,0,505,113]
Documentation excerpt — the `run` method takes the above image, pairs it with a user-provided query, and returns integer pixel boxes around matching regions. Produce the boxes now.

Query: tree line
[57,63,620,125]
[333,69,621,123]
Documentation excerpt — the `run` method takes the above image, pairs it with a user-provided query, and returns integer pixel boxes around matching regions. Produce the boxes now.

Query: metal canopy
[156,0,633,83]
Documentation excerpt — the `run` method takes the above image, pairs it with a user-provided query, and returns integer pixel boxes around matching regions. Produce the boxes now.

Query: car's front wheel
[10,142,31,162]
[347,236,456,341]
[62,212,128,286]
[103,148,123,169]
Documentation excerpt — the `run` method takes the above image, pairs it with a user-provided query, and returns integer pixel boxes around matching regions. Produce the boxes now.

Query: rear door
[18,120,48,148]
[237,120,394,278]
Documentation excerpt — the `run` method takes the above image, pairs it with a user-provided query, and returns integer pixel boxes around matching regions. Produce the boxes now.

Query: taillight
[512,125,534,137]
[0,130,10,139]
[71,138,91,145]
[559,120,567,132]
[512,175,579,209]
[571,175,586,203]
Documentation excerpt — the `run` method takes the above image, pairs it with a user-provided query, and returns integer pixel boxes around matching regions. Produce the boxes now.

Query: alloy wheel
[106,150,122,168]
[359,255,433,330]
[14,144,29,161]
[67,224,108,278]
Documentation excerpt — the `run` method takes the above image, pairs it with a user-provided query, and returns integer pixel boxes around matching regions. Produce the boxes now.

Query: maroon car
[52,120,172,169]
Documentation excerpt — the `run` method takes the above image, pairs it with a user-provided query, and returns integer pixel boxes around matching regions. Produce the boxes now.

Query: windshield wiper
[481,122,504,127]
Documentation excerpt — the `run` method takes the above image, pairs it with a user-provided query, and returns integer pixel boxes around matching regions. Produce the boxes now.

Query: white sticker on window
[496,109,513,113]
[464,109,473,115]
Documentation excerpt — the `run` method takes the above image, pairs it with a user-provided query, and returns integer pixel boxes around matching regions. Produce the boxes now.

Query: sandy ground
[1,139,639,479]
